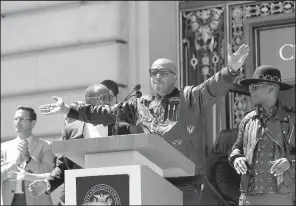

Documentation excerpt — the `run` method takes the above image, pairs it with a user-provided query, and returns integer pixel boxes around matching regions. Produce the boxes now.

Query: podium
[52,134,195,205]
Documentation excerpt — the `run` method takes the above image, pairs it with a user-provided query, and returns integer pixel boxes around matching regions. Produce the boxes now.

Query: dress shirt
[83,123,108,138]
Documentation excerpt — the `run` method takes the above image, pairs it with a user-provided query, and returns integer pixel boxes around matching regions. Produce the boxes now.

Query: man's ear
[31,120,37,128]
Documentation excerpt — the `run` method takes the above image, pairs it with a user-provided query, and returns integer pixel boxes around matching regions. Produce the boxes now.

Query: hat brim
[229,83,250,96]
[240,78,294,91]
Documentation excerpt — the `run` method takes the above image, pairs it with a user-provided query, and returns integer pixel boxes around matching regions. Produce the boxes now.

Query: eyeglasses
[86,94,112,103]
[258,74,281,82]
[249,83,269,92]
[14,117,32,121]
[149,69,175,77]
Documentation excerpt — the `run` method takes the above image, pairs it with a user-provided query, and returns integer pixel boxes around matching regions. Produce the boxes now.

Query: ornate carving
[229,0,295,128]
[181,7,224,84]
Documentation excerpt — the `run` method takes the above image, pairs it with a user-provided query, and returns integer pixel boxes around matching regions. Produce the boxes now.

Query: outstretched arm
[39,97,137,126]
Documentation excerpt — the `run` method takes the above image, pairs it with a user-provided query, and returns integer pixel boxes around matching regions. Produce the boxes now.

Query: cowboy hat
[240,65,293,90]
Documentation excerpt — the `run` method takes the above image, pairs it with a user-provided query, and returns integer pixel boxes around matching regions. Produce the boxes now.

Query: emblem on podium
[83,184,121,205]
[76,174,129,205]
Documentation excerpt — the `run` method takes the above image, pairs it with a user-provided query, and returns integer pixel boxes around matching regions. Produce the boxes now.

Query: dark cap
[101,79,119,96]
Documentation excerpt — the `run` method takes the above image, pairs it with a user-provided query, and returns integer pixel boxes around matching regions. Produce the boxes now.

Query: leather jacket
[229,104,295,194]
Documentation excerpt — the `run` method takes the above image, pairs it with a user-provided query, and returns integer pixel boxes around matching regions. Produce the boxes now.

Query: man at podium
[38,44,250,205]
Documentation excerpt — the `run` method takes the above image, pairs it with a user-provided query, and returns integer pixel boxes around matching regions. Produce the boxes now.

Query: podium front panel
[65,165,182,205]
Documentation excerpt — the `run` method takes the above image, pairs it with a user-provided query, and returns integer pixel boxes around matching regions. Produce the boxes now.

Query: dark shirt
[247,133,278,194]
[67,67,238,174]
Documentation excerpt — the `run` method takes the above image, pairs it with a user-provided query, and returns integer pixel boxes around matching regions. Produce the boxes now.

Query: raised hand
[38,96,69,115]
[17,140,30,162]
[28,180,47,197]
[227,44,250,72]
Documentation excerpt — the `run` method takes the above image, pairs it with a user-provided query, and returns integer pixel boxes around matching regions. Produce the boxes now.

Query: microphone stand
[114,105,122,135]
[113,92,142,135]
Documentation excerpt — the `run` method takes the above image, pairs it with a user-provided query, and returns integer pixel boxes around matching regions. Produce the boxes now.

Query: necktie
[20,162,26,193]
[21,180,25,193]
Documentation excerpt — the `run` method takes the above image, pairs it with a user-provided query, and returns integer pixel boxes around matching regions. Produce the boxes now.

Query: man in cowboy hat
[229,65,295,205]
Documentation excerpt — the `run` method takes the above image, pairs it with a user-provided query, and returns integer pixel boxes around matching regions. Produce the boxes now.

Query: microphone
[133,84,141,91]
[113,84,141,135]
[131,91,142,98]
[115,84,141,109]
[135,91,142,98]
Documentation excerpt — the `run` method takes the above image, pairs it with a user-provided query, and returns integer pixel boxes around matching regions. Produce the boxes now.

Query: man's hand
[8,167,26,181]
[227,44,250,72]
[28,180,47,197]
[38,96,70,115]
[233,157,248,175]
[270,158,291,176]
[17,140,30,162]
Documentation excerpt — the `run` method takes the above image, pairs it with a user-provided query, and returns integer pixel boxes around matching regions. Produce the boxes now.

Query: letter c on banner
[279,44,295,61]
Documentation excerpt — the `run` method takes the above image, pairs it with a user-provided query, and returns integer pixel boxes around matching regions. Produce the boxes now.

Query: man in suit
[1,106,55,205]
[27,83,131,205]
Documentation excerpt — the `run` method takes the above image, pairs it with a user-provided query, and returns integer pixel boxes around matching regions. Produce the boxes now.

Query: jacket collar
[155,87,180,101]
[274,102,288,121]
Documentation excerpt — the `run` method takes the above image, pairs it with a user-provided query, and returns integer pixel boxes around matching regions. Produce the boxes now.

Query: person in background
[101,79,120,104]
[1,106,55,205]
[25,84,132,205]
[229,65,295,205]
[199,129,241,205]
[63,79,121,125]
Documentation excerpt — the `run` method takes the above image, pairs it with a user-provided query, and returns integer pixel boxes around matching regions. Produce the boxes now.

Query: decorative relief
[230,0,295,128]
[181,7,225,84]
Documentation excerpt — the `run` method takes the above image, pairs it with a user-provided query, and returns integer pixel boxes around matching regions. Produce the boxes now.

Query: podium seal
[83,184,121,205]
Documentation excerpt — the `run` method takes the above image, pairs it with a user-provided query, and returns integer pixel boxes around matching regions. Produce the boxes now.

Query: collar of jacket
[154,87,180,101]
[274,102,291,121]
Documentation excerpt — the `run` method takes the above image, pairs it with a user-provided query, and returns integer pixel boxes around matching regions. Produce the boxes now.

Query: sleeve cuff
[44,179,51,194]
[229,154,243,167]
[227,65,241,76]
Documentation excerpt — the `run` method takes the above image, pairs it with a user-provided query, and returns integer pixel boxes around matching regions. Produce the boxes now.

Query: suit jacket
[1,135,55,205]
[46,120,131,205]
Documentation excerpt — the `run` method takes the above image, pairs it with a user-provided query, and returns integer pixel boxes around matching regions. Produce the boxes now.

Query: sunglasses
[149,69,175,77]
[86,94,113,103]
[14,117,32,121]
[249,83,270,91]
